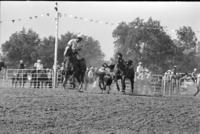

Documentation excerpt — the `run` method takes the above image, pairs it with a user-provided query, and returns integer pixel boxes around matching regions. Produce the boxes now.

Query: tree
[1,28,41,67]
[112,17,176,73]
[176,26,198,50]
[1,29,105,68]
[172,27,199,72]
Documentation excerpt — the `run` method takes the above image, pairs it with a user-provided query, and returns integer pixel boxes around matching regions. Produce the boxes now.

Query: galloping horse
[63,50,87,91]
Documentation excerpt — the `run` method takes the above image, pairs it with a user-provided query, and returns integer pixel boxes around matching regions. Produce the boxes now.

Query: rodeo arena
[1,2,200,134]
[0,58,200,96]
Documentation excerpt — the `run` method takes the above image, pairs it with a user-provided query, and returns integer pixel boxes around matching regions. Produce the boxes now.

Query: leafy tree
[113,17,176,73]
[1,28,41,68]
[176,26,198,50]
[1,29,105,68]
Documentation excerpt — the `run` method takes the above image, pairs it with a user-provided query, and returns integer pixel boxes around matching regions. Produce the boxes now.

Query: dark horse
[63,52,87,92]
[114,60,135,94]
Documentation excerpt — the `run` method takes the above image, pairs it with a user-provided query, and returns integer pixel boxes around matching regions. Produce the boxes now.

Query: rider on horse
[63,34,83,72]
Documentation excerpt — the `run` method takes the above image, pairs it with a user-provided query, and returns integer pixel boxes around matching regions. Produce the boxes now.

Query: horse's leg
[121,76,126,94]
[98,80,104,93]
[63,74,70,90]
[115,78,120,92]
[107,86,111,94]
[130,78,134,94]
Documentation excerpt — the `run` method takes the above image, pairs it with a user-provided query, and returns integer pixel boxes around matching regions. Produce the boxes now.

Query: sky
[0,1,200,60]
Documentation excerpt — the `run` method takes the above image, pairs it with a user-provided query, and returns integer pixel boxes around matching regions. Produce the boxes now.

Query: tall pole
[53,2,59,88]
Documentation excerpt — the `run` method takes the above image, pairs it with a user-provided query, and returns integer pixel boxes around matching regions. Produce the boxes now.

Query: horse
[63,57,87,92]
[114,60,135,94]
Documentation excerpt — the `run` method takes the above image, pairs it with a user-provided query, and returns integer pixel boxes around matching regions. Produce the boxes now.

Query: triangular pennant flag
[34,16,38,19]
[18,18,21,21]
[69,15,73,18]
[54,3,58,11]
[41,14,44,17]
[46,13,50,16]
[90,19,93,22]
[95,20,99,23]
[0,21,2,23]
[12,20,15,23]
[29,17,32,19]
[79,17,83,20]
[74,16,78,19]
[64,13,67,17]
[105,22,109,24]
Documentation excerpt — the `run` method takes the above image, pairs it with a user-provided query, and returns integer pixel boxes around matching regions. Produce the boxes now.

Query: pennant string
[0,11,199,34]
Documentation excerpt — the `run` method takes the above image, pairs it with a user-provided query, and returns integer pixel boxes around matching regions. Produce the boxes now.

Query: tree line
[112,17,200,73]
[1,28,105,68]
[1,17,200,73]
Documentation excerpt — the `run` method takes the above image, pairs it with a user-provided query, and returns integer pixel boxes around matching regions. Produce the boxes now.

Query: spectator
[136,62,144,75]
[34,59,43,71]
[18,60,25,69]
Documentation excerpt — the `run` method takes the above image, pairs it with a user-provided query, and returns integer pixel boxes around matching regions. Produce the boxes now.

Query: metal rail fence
[0,69,184,96]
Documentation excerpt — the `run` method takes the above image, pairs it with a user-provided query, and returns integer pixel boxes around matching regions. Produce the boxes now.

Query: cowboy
[63,34,83,71]
[99,63,108,73]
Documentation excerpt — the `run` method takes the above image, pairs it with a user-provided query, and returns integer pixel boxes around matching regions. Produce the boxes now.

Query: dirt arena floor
[0,86,200,134]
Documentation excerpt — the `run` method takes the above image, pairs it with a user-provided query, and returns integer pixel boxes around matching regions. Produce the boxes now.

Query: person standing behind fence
[18,60,25,75]
[136,62,144,78]
[34,59,44,86]
[34,59,43,71]
[18,60,25,69]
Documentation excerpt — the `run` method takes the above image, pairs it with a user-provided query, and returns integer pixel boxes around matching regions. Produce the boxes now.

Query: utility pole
[53,2,59,88]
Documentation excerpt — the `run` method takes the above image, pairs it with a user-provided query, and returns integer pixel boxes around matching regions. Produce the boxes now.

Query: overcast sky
[1,1,200,60]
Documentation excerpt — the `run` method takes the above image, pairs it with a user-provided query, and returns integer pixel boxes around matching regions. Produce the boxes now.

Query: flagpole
[53,2,59,88]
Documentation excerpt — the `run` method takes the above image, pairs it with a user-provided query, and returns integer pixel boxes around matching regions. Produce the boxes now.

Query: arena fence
[0,69,184,96]
[1,69,66,89]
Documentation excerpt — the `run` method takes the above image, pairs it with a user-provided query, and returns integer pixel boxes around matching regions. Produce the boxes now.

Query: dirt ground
[0,87,200,134]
